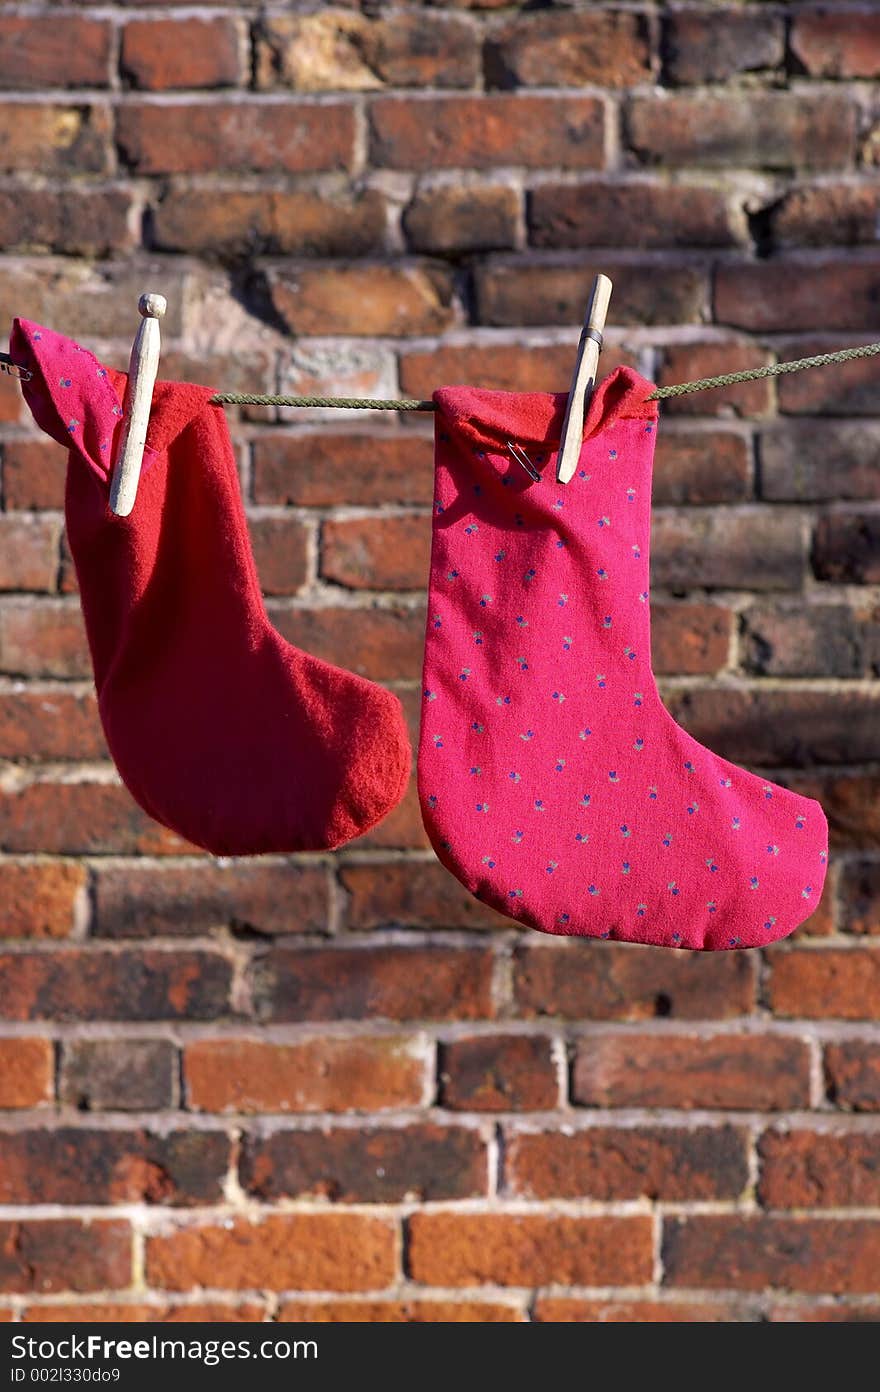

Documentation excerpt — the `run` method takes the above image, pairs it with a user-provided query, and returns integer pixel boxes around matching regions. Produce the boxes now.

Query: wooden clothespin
[109,292,166,517]
[556,274,613,485]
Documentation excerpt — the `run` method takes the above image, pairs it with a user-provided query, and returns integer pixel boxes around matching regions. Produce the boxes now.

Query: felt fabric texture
[419,367,829,950]
[10,317,411,855]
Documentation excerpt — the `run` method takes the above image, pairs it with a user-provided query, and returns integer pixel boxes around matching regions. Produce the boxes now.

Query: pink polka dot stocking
[418,367,828,950]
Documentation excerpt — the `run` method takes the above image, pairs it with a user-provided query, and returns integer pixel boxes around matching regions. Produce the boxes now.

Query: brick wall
[0,0,878,1322]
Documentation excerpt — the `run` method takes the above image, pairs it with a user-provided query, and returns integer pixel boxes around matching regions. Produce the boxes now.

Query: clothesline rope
[206,340,880,409]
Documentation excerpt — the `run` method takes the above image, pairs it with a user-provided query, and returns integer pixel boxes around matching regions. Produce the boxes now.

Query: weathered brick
[246,515,309,597]
[573,1032,811,1110]
[485,10,651,89]
[399,342,637,400]
[322,515,429,591]
[242,1124,487,1202]
[513,943,756,1021]
[509,1124,748,1201]
[152,188,386,259]
[825,1041,880,1111]
[534,1298,752,1322]
[60,1039,177,1112]
[340,860,508,930]
[0,516,60,592]
[476,258,707,328]
[0,861,86,939]
[271,604,423,682]
[759,1128,880,1209]
[0,103,112,175]
[0,262,185,342]
[778,336,880,415]
[789,771,880,851]
[760,420,880,500]
[791,10,880,78]
[0,1221,131,1294]
[0,689,104,762]
[277,1299,521,1322]
[627,93,855,170]
[185,1036,426,1114]
[253,431,433,508]
[371,95,606,171]
[1,438,66,510]
[256,11,478,90]
[716,259,880,333]
[769,949,880,1021]
[769,1302,880,1322]
[253,945,494,1023]
[147,1215,395,1292]
[0,187,133,257]
[439,1034,558,1111]
[663,8,784,85]
[116,102,356,175]
[404,186,519,254]
[0,16,111,88]
[93,860,328,938]
[120,18,243,89]
[665,685,878,766]
[839,859,880,936]
[656,340,774,418]
[20,1303,267,1323]
[740,602,873,678]
[663,1216,880,1293]
[0,1039,53,1108]
[0,602,90,679]
[813,511,880,583]
[651,601,733,675]
[0,1130,228,1206]
[651,508,804,591]
[0,782,188,856]
[770,183,880,249]
[407,1213,653,1287]
[267,263,457,338]
[0,949,232,1022]
[529,181,737,251]
[652,430,752,503]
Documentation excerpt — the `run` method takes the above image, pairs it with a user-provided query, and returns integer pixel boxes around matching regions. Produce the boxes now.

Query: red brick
[267,263,457,338]
[0,1130,228,1206]
[400,342,637,399]
[371,95,606,171]
[656,340,774,418]
[147,1215,395,1292]
[1,438,65,509]
[0,602,90,679]
[573,1033,811,1110]
[651,508,804,590]
[404,186,519,254]
[245,515,309,596]
[439,1034,558,1111]
[0,187,133,257]
[0,861,86,940]
[152,188,385,259]
[322,515,429,591]
[653,430,752,502]
[791,10,880,78]
[116,102,355,175]
[529,181,738,251]
[769,949,880,1021]
[242,1124,487,1202]
[627,93,855,170]
[277,1299,521,1322]
[0,103,112,175]
[21,1303,267,1323]
[271,604,423,682]
[253,945,494,1023]
[825,1042,880,1111]
[253,430,433,508]
[340,860,509,930]
[770,183,880,249]
[93,860,328,938]
[0,949,231,1022]
[256,11,478,90]
[60,1040,177,1112]
[0,16,111,88]
[740,603,873,678]
[121,18,243,89]
[789,771,880,851]
[769,1302,880,1322]
[778,336,880,415]
[839,860,880,936]
[0,689,104,762]
[651,600,733,676]
[0,1039,53,1108]
[663,9,784,85]
[0,516,60,592]
[0,782,189,856]
[760,421,880,500]
[716,258,880,333]
[0,263,185,341]
[476,258,707,328]
[534,1298,752,1322]
[407,1213,652,1287]
[0,1221,131,1294]
[513,943,756,1021]
[813,511,880,584]
[0,373,24,426]
[759,1128,880,1209]
[508,1124,748,1201]
[185,1036,427,1113]
[663,1216,880,1293]
[664,685,877,766]
[486,10,651,88]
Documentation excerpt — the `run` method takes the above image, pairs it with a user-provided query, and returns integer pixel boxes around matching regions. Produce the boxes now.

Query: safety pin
[0,352,32,382]
[507,440,541,482]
